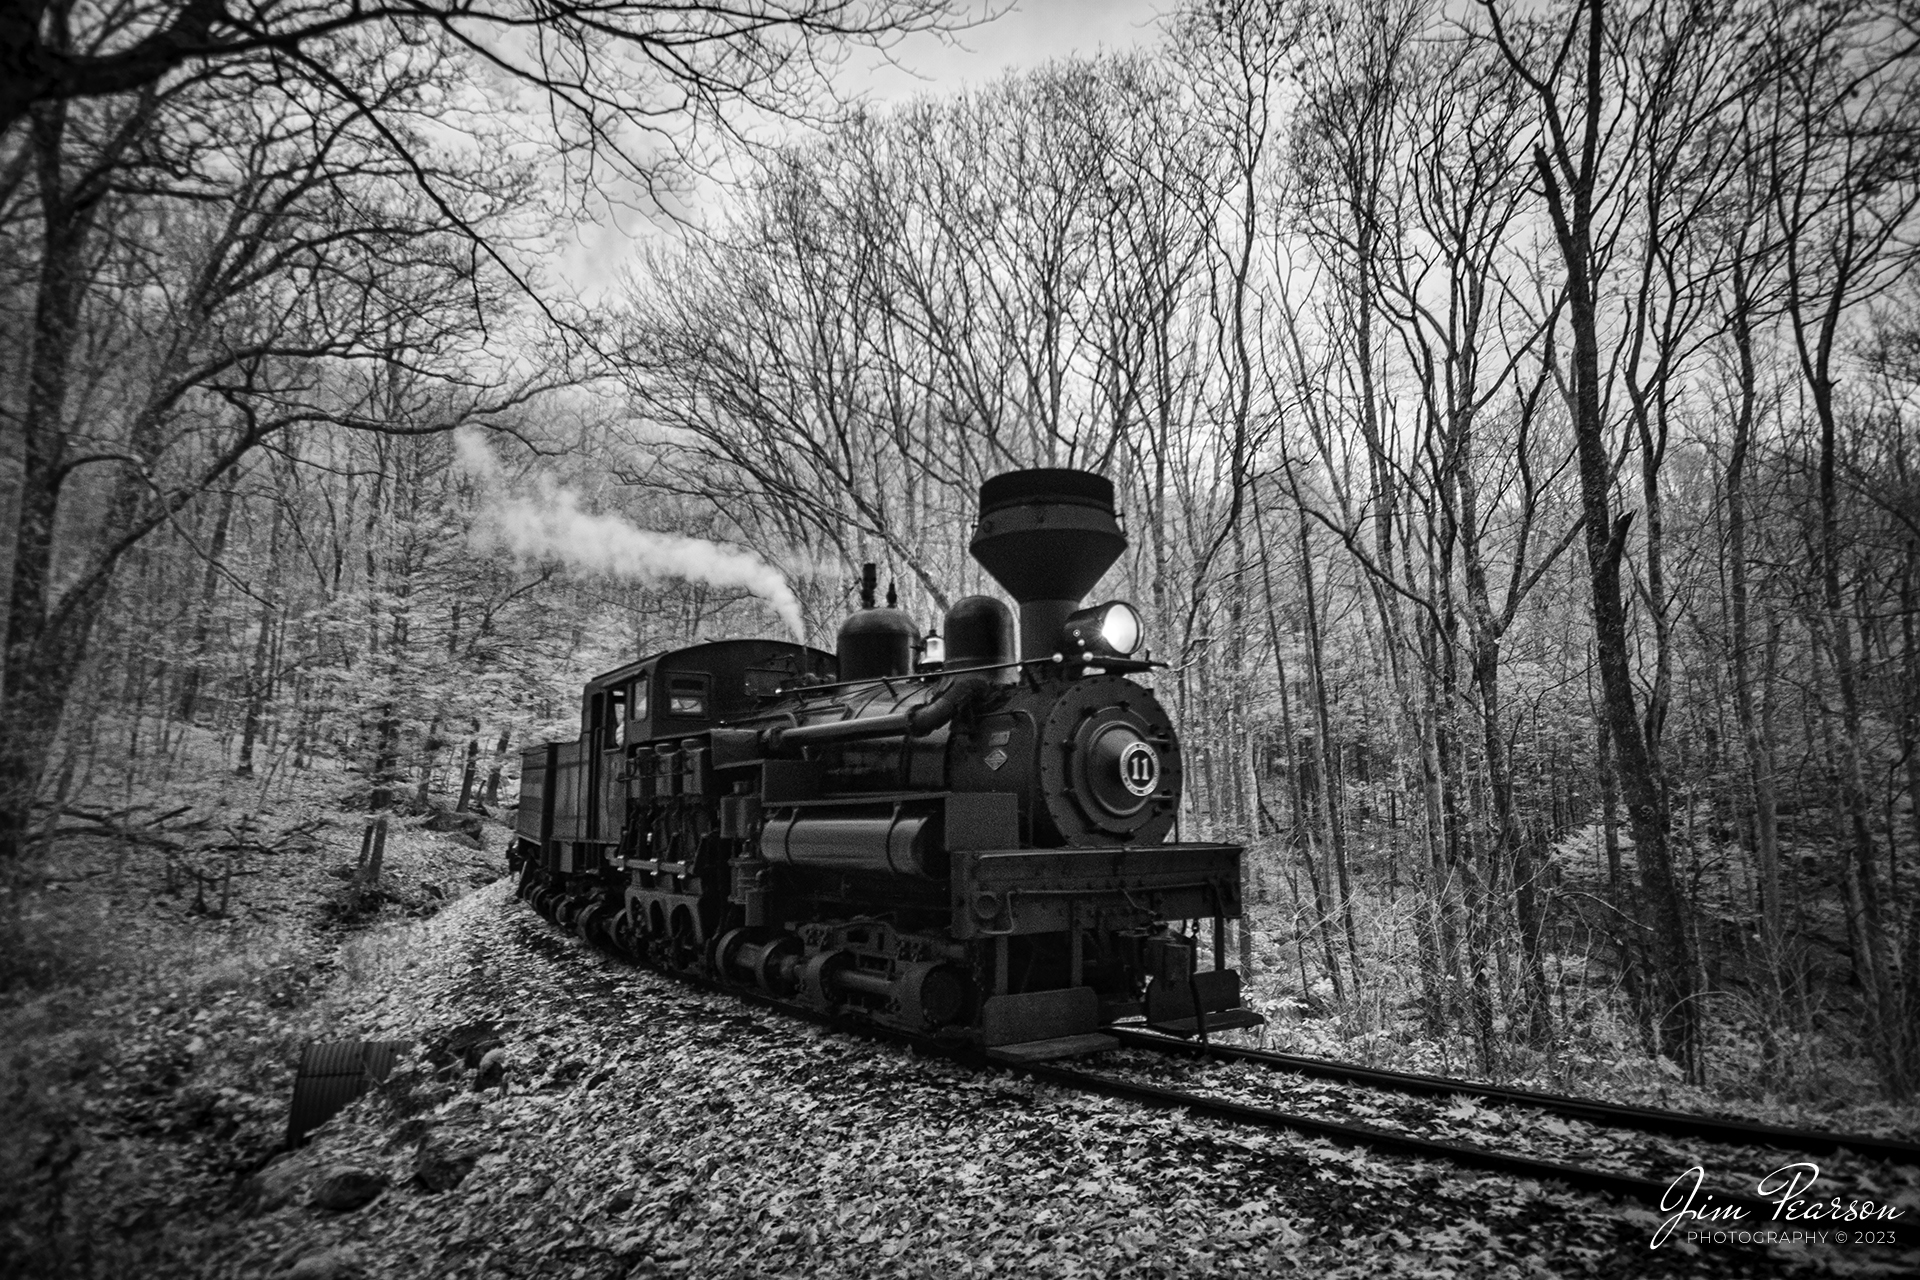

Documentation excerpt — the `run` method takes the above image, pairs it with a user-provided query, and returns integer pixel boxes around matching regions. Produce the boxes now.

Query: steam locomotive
[510,469,1259,1060]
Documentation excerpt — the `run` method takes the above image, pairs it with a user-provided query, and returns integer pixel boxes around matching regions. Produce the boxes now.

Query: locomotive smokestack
[969,468,1125,662]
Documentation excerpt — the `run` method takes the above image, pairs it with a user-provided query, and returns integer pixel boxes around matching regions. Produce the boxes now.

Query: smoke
[453,431,806,641]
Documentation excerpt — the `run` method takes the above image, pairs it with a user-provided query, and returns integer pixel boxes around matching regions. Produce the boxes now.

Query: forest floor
[2,761,1917,1278]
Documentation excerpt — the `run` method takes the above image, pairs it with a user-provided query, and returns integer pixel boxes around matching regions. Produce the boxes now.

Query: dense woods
[6,0,1920,1109]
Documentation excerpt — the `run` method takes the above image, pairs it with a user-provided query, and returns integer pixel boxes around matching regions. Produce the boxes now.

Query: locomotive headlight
[1064,600,1143,658]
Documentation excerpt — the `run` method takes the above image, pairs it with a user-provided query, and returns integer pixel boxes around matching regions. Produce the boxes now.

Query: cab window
[603,687,627,750]
[666,674,710,717]
[745,667,791,700]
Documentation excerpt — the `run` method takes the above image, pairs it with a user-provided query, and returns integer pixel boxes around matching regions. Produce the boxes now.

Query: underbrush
[0,941,334,1278]
[0,743,514,1280]
[1236,851,1920,1138]
[0,880,132,992]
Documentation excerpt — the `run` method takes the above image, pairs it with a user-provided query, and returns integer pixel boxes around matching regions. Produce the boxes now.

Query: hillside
[7,756,1911,1278]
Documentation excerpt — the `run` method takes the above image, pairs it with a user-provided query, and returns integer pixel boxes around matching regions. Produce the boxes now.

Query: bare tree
[1480,0,1704,1073]
[1762,0,1920,1095]
[0,0,971,859]
[0,32,556,857]
[0,0,960,154]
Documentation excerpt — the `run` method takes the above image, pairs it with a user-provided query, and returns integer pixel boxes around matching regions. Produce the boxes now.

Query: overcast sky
[854,0,1169,101]
[554,0,1173,297]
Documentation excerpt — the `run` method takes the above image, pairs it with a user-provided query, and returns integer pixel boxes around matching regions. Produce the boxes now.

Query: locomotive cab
[514,640,835,869]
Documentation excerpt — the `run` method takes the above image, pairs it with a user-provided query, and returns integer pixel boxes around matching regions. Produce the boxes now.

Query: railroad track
[1105,1025,1920,1165]
[516,892,1920,1247]
[984,1028,1920,1251]
[1015,1055,1702,1205]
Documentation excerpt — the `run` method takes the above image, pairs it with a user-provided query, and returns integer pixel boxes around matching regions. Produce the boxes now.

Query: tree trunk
[369,583,408,811]
[234,594,274,778]
[1297,510,1362,986]
[415,713,442,811]
[483,727,512,805]
[1725,291,1784,967]
[1475,644,1552,1043]
[1253,493,1345,1006]
[1531,90,1699,1070]
[457,729,481,812]
[0,100,114,860]
[177,481,238,725]
[235,503,282,778]
[1812,385,1903,1093]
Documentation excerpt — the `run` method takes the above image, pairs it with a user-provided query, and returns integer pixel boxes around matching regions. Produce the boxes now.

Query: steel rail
[1014,1057,1737,1208]
[1107,1027,1920,1165]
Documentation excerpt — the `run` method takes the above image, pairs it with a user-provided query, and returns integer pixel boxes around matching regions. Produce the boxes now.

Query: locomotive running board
[979,987,1122,1061]
[981,985,1101,1044]
[1144,1011,1267,1037]
[987,1032,1118,1064]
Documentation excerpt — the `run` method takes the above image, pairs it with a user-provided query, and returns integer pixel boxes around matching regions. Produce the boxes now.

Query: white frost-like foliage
[453,430,805,640]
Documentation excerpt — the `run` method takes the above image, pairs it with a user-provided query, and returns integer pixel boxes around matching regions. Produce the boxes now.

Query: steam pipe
[760,676,988,754]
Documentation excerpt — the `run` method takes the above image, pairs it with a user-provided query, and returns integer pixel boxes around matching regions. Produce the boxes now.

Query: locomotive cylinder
[761,806,944,877]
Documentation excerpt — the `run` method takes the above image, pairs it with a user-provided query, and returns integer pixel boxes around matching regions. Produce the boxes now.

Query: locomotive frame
[511,469,1261,1060]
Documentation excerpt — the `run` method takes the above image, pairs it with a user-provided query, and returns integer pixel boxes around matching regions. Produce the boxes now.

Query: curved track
[516,874,1918,1242]
[1107,1026,1920,1165]
[1013,1056,1721,1205]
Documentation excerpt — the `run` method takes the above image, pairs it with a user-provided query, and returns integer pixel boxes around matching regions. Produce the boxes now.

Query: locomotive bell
[969,468,1126,663]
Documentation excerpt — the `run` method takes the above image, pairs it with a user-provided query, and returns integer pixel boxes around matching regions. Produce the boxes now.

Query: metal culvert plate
[286,1039,411,1145]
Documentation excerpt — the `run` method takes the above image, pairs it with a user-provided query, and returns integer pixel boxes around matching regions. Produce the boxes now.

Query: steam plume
[454,431,805,640]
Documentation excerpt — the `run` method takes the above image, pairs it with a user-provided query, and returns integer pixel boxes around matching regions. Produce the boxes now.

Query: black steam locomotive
[510,469,1259,1060]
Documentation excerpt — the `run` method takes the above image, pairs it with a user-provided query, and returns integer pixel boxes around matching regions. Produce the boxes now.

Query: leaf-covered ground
[0,770,503,1280]
[166,883,1907,1279]
[6,776,1917,1279]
